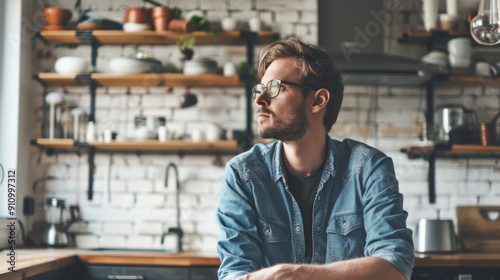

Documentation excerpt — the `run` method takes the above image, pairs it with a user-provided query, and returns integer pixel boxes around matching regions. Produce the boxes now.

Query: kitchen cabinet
[398,30,500,203]
[32,30,279,200]
[85,264,217,280]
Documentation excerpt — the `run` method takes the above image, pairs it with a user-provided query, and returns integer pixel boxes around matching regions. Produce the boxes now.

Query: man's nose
[254,89,270,106]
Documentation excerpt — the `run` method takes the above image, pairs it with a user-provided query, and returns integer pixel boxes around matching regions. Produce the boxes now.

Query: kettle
[414,218,458,253]
[41,198,80,247]
[435,104,478,144]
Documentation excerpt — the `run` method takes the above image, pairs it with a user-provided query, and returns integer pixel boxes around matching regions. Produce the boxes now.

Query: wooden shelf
[32,138,79,150]
[31,139,240,153]
[444,75,500,86]
[35,73,241,87]
[398,30,470,44]
[35,73,89,86]
[402,144,500,159]
[91,140,238,152]
[39,30,279,45]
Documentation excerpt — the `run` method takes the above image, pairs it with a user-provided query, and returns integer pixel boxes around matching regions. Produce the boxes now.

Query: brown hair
[257,38,344,132]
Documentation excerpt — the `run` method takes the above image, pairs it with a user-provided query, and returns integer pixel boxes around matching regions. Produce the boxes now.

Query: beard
[257,102,309,141]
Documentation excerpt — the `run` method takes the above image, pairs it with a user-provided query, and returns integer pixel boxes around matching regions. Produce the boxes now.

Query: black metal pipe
[88,147,95,200]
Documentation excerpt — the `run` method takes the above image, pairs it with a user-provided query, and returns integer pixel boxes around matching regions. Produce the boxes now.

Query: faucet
[162,162,183,252]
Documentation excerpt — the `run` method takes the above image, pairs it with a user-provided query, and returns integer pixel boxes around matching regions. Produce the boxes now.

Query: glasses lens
[268,80,280,97]
[252,83,264,99]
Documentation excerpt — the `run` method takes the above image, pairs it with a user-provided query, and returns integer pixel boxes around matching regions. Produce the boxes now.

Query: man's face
[254,57,310,141]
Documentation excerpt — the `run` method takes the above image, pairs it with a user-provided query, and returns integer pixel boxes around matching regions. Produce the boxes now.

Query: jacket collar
[272,135,337,184]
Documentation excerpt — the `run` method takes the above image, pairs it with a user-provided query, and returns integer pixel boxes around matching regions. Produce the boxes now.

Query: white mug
[474,61,497,76]
[221,17,237,31]
[206,124,221,142]
[191,129,205,142]
[223,61,237,76]
[158,126,167,142]
[248,18,261,32]
[447,37,472,55]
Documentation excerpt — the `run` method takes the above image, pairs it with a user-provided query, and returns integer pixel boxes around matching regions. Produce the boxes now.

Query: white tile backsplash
[29,0,500,253]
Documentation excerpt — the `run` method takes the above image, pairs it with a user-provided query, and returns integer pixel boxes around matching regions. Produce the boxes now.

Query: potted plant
[177,35,196,60]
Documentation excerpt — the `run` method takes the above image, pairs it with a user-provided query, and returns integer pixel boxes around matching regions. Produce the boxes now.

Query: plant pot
[125,7,153,26]
[153,7,173,31]
[44,7,72,27]
[168,19,195,32]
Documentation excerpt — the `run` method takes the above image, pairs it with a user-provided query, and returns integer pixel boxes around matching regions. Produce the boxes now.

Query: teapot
[435,104,478,145]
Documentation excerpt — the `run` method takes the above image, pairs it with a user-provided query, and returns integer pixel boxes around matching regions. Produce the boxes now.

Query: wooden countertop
[2,250,500,279]
[0,253,78,280]
[0,250,221,280]
[415,252,500,267]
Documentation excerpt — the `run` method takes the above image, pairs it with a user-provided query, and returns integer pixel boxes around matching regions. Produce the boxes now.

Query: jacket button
[293,198,296,203]
[295,226,301,232]
[264,228,270,234]
[343,221,347,227]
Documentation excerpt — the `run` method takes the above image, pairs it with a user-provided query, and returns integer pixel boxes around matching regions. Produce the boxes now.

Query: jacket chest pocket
[257,217,289,243]
[257,217,290,264]
[326,211,366,262]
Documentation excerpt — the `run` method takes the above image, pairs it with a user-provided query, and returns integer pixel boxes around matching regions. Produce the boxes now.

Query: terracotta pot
[152,6,173,18]
[152,7,173,31]
[44,7,72,26]
[168,19,195,32]
[125,7,153,25]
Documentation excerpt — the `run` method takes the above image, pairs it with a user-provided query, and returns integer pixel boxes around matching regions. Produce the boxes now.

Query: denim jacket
[216,137,415,280]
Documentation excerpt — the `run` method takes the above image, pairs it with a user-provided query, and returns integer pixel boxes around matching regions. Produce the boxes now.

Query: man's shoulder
[229,140,278,166]
[332,137,387,160]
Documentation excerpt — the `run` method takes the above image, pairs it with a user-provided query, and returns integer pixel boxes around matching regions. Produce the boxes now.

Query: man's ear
[311,88,329,114]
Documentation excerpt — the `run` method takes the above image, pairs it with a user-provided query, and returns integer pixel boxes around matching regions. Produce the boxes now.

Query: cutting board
[456,206,500,252]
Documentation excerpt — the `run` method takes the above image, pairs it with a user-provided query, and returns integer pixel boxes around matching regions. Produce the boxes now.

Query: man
[216,38,414,280]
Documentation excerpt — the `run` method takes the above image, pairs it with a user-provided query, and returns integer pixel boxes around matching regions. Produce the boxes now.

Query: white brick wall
[31,0,500,254]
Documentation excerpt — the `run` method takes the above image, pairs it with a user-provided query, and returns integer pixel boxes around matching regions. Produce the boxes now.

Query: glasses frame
[252,79,315,100]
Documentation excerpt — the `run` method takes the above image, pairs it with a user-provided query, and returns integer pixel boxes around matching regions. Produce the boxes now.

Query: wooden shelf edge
[398,30,470,44]
[91,140,239,152]
[32,138,77,149]
[35,73,242,87]
[39,30,279,45]
[402,144,500,159]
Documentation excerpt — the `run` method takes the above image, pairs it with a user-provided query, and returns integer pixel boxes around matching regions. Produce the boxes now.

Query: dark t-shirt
[285,164,324,263]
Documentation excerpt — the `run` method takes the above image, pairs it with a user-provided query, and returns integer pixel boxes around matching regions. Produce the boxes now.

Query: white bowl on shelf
[55,56,90,74]
[108,57,161,74]
[123,22,150,32]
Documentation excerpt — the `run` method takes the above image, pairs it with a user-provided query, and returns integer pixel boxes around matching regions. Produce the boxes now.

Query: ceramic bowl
[123,22,151,32]
[55,56,90,74]
[108,57,161,74]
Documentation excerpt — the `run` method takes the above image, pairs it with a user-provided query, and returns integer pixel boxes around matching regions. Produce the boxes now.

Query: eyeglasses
[252,79,315,100]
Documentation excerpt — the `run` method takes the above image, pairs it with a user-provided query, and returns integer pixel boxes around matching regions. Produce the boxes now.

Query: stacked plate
[183,58,218,75]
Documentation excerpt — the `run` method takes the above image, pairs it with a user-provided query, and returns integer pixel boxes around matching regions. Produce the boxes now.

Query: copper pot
[152,7,173,31]
[44,7,72,27]
[125,7,153,25]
